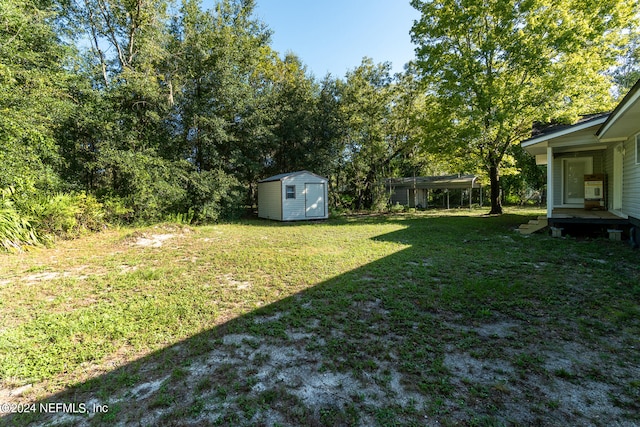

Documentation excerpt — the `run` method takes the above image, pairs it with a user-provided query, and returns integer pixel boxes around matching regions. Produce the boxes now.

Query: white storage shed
[258,171,329,221]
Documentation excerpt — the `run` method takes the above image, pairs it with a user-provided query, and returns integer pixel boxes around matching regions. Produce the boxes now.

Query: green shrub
[98,151,189,223]
[389,202,405,213]
[73,193,106,232]
[0,188,42,252]
[165,208,195,225]
[187,169,244,223]
[102,196,134,225]
[24,192,107,239]
[29,193,79,237]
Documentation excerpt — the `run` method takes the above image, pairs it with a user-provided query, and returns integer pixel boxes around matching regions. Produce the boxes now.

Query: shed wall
[281,172,328,220]
[258,181,283,220]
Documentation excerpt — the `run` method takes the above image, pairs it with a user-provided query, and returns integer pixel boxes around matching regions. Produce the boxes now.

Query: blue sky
[204,1,421,78]
[254,0,420,78]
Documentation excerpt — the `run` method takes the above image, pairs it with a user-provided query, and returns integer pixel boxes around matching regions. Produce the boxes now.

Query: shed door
[305,183,325,218]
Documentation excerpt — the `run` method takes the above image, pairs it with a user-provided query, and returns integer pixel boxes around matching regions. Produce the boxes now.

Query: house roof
[521,114,610,148]
[259,170,327,183]
[385,175,481,190]
[522,77,640,153]
[529,113,610,139]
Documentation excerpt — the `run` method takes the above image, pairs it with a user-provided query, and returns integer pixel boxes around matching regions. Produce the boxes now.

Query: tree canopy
[410,0,637,214]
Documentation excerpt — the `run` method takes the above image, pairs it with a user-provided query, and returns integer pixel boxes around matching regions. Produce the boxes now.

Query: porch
[516,208,629,236]
[550,208,628,224]
[548,208,629,239]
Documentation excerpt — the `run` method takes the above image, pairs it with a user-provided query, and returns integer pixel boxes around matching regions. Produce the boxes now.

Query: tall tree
[62,0,184,220]
[0,0,75,194]
[171,0,273,211]
[339,59,395,210]
[411,0,636,214]
[613,24,640,94]
[339,59,423,210]
[264,53,320,174]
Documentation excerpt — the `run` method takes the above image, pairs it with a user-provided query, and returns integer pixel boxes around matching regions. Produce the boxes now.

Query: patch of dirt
[219,273,252,290]
[444,351,514,384]
[2,248,638,427]
[4,317,640,427]
[122,225,193,248]
[19,266,94,283]
[474,320,520,338]
[130,376,169,401]
[133,233,176,248]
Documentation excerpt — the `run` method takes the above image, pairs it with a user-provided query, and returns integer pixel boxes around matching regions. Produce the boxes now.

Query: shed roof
[385,175,481,190]
[259,170,327,183]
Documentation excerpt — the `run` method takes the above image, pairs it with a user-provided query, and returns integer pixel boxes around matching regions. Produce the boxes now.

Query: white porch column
[547,146,553,218]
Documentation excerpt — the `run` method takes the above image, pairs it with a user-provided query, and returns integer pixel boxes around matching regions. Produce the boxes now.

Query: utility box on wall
[584,174,606,210]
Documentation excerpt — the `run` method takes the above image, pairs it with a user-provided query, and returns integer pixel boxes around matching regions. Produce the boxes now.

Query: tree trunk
[489,164,503,215]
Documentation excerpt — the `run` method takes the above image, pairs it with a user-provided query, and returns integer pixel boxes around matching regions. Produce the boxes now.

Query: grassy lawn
[1,207,639,426]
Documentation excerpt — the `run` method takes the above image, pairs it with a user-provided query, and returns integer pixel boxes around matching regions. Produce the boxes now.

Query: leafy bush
[165,208,195,225]
[389,202,405,213]
[29,193,79,237]
[0,188,42,252]
[98,150,189,223]
[102,196,134,225]
[73,193,106,233]
[187,169,245,223]
[24,192,107,239]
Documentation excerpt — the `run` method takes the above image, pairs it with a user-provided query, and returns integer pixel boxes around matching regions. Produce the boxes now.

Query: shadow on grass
[3,211,640,426]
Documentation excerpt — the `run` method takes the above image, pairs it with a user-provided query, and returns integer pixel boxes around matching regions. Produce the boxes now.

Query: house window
[286,185,296,199]
[636,134,640,165]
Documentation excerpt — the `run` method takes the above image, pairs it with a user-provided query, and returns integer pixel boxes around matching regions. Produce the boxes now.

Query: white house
[258,171,329,221]
[521,78,640,234]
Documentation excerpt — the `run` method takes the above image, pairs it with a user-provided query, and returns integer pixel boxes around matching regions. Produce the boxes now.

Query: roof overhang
[521,117,608,158]
[522,116,607,150]
[597,80,640,141]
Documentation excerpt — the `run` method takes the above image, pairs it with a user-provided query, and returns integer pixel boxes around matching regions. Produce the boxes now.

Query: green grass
[1,208,639,426]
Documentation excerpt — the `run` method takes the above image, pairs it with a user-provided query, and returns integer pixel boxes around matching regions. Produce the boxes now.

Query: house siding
[411,189,430,207]
[257,181,283,220]
[623,133,640,220]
